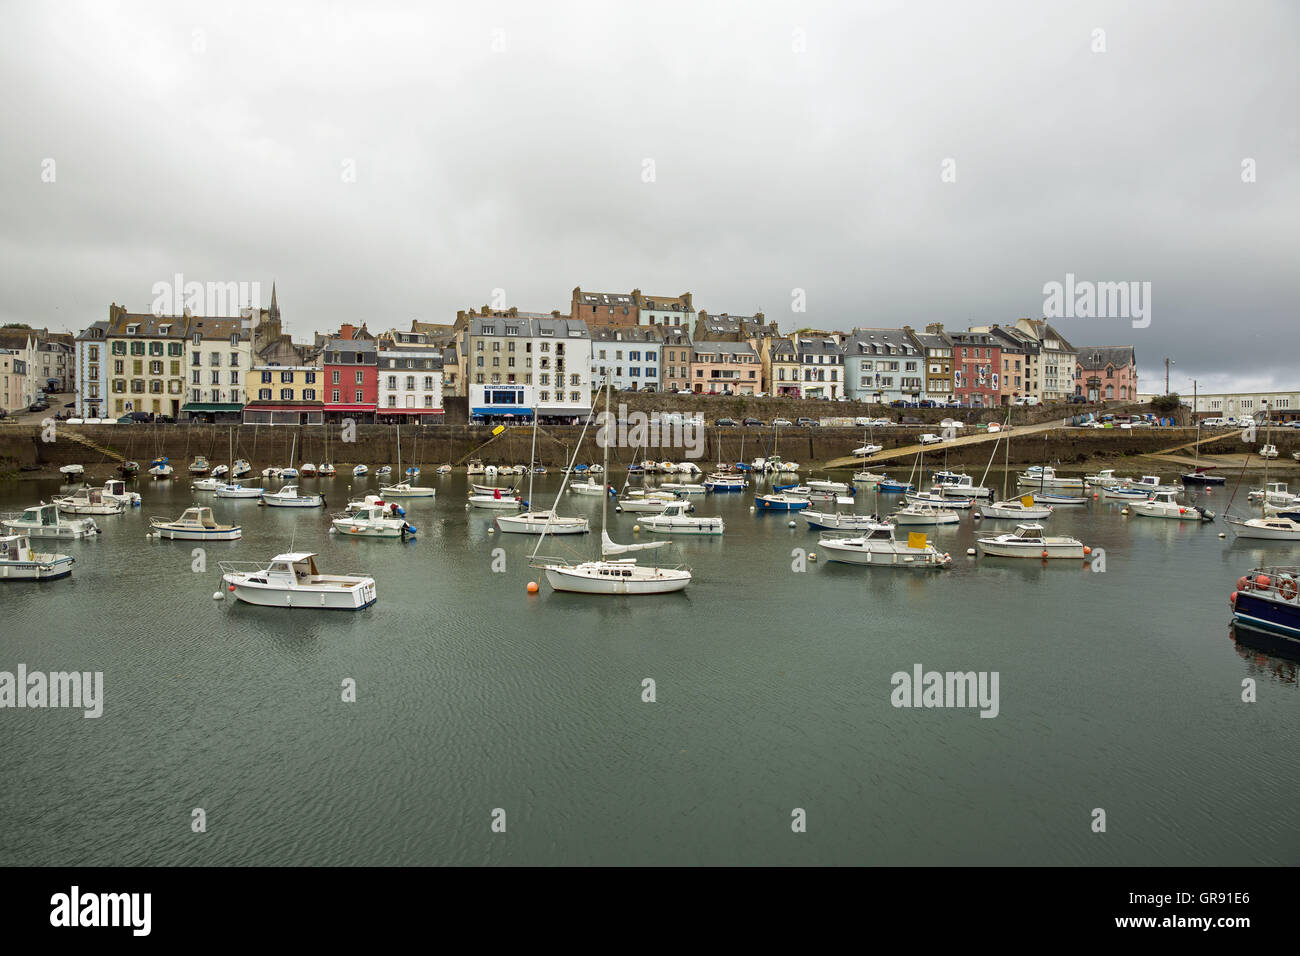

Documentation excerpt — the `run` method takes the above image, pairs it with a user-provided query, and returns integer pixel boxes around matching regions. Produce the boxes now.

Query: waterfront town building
[591,325,661,391]
[182,316,252,423]
[761,336,801,397]
[74,322,109,418]
[688,340,761,395]
[0,349,29,415]
[948,331,1002,408]
[0,328,39,410]
[844,328,924,404]
[375,330,445,423]
[322,337,378,423]
[242,364,325,425]
[103,305,189,419]
[1075,346,1137,402]
[635,290,695,328]
[795,335,845,400]
[1014,319,1076,401]
[659,325,693,393]
[466,312,592,422]
[907,324,954,404]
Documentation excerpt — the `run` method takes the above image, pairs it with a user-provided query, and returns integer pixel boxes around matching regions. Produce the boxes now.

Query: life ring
[1279,576,1298,601]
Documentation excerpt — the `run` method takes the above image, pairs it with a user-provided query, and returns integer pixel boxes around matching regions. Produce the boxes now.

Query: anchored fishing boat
[1016,466,1084,492]
[100,479,141,507]
[0,534,75,581]
[704,473,747,492]
[977,523,1087,559]
[215,480,264,499]
[980,494,1053,520]
[232,459,252,478]
[220,552,377,610]
[262,485,325,508]
[905,490,974,510]
[616,490,681,513]
[52,486,125,516]
[2,503,100,538]
[819,526,952,568]
[1130,488,1214,521]
[494,409,586,534]
[638,500,725,535]
[755,493,811,511]
[59,463,85,478]
[892,502,961,526]
[800,510,891,532]
[149,506,241,541]
[331,499,416,537]
[189,456,210,475]
[352,464,369,477]
[148,457,173,479]
[1229,568,1300,643]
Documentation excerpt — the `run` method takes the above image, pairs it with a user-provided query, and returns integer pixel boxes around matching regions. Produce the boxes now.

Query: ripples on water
[0,471,1296,865]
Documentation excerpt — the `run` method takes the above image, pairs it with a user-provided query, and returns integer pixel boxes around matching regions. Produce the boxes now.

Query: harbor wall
[1,422,1295,479]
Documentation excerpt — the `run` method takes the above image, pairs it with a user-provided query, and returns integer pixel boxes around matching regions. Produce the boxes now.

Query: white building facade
[376,342,444,423]
[468,315,593,422]
[74,321,109,417]
[591,326,661,391]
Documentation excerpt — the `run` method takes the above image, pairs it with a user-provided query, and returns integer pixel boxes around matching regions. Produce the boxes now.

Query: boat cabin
[180,507,220,528]
[1011,524,1047,542]
[17,504,60,526]
[105,480,127,496]
[265,553,320,584]
[0,534,33,560]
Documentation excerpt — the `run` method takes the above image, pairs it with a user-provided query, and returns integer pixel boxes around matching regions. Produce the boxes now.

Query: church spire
[269,281,279,319]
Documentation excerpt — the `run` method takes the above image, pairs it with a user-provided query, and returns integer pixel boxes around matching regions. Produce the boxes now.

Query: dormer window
[159,324,171,334]
[126,324,138,335]
[193,333,201,346]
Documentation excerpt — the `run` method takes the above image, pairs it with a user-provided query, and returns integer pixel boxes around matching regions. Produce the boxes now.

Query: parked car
[853,417,873,427]
[796,417,819,427]
[742,417,764,427]
[63,401,76,408]
[889,400,906,408]
[901,416,923,425]
[871,418,893,428]
[715,418,738,427]
[28,401,49,412]
[772,418,793,427]
[1068,395,1088,404]
[919,433,943,445]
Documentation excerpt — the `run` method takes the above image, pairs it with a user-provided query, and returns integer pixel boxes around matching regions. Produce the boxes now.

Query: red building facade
[323,338,378,422]
[949,332,1002,408]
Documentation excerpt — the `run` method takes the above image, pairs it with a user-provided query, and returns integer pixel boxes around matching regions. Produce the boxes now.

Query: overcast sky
[2,0,1295,394]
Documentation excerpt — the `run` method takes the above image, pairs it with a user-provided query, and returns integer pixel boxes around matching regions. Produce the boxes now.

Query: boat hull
[150,524,242,541]
[224,576,377,610]
[639,518,724,535]
[544,563,691,594]
[978,540,1083,558]
[1232,591,1300,641]
[0,555,75,580]
[494,513,589,535]
[819,539,950,568]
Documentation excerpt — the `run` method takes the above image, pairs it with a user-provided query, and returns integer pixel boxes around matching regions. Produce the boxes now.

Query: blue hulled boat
[1231,567,1300,645]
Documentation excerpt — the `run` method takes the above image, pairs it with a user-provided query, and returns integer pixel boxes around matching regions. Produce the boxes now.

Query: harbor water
[1,470,1297,865]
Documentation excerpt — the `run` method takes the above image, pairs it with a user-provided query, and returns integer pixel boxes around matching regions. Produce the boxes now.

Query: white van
[1199,417,1228,427]
[1012,396,1042,406]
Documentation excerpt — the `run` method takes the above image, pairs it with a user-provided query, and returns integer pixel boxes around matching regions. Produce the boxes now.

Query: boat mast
[395,423,401,480]
[599,374,611,557]
[527,407,537,506]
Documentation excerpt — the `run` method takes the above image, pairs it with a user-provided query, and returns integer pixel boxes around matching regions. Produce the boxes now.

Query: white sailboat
[1225,409,1300,541]
[380,424,435,498]
[532,377,691,594]
[982,415,1054,519]
[495,409,589,535]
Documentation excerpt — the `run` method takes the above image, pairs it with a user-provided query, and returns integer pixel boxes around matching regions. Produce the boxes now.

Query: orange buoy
[1083,546,1092,555]
[1255,574,1272,589]
[1237,576,1250,591]
[1041,550,1049,558]
[228,584,236,591]
[1229,590,1238,606]
[526,581,539,594]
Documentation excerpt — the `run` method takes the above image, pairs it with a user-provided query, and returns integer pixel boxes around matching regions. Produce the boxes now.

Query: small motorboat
[1259,444,1279,459]
[192,477,222,492]
[318,463,336,477]
[977,523,1086,559]
[853,471,888,484]
[119,460,140,477]
[876,478,915,493]
[569,479,607,496]
[53,486,125,516]
[1224,514,1300,541]
[0,534,75,581]
[148,457,173,480]
[659,482,706,495]
[220,552,376,610]
[231,459,252,478]
[262,485,325,508]
[468,490,524,510]
[1098,483,1149,501]
[800,511,891,532]
[403,466,420,479]
[1016,467,1083,491]
[436,464,453,475]
[639,500,725,535]
[755,493,810,511]
[279,466,300,480]
[300,463,317,477]
[261,466,283,480]
[215,481,264,499]
[331,500,416,537]
[1035,492,1090,506]
[851,444,883,457]
[704,473,746,492]
[616,491,680,513]
[352,464,369,477]
[59,464,85,477]
[980,496,1053,520]
[189,457,210,475]
[375,465,393,478]
[818,525,952,568]
[1182,468,1226,486]
[1,503,100,538]
[807,478,852,495]
[1230,567,1300,639]
[149,506,241,541]
[379,481,435,499]
[100,479,141,507]
[210,464,230,479]
[466,459,486,476]
[1130,488,1213,521]
[905,490,974,510]
[472,483,517,496]
[892,503,961,526]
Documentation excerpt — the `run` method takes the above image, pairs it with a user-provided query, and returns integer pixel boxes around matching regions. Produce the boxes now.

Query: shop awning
[471,407,533,416]
[242,403,324,412]
[181,403,243,412]
[377,408,445,415]
[323,404,376,412]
